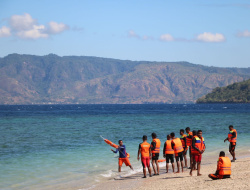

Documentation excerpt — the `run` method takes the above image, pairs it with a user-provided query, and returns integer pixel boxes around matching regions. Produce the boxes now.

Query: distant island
[197,79,250,103]
[0,54,250,104]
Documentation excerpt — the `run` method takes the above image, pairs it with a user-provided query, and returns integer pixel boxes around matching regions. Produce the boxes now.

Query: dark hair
[198,130,202,133]
[219,151,225,157]
[170,132,175,137]
[192,130,197,136]
[152,133,157,138]
[180,129,184,133]
[185,127,190,131]
[143,135,147,141]
[229,125,233,129]
[167,134,171,139]
[118,140,122,143]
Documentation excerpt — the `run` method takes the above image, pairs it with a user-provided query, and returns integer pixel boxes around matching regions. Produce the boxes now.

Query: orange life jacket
[191,136,202,155]
[180,134,187,148]
[140,142,150,157]
[172,138,184,154]
[218,157,231,176]
[186,131,193,146]
[165,140,174,154]
[228,129,237,143]
[151,138,161,153]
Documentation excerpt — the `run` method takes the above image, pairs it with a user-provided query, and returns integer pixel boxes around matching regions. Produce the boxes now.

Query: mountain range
[0,54,250,104]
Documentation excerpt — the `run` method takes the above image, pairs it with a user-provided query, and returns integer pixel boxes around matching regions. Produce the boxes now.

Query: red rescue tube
[158,159,166,163]
[104,139,119,149]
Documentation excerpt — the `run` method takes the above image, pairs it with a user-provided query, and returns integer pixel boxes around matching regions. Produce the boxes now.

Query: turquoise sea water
[0,104,250,190]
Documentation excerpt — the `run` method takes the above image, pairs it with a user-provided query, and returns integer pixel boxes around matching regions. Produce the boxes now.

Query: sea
[0,104,250,190]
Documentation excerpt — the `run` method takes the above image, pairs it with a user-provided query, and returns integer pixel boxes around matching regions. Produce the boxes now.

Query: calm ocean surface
[0,104,250,190]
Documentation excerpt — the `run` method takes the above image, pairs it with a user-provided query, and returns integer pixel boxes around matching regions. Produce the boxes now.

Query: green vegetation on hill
[197,79,250,103]
[0,54,250,104]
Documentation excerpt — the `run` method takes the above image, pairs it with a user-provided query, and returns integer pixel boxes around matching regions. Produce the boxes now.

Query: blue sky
[0,0,249,67]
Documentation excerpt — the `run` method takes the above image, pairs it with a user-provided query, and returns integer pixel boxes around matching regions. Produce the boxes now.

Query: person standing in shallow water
[137,135,152,178]
[224,125,237,162]
[151,132,161,175]
[111,140,133,172]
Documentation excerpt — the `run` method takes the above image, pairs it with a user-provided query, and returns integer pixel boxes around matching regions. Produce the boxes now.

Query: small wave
[100,170,113,177]
[223,107,227,109]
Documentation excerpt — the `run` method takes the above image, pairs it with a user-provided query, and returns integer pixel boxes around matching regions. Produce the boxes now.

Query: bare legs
[166,163,175,173]
[152,160,159,175]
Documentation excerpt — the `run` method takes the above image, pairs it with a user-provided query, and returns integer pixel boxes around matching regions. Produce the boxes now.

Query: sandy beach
[91,156,250,190]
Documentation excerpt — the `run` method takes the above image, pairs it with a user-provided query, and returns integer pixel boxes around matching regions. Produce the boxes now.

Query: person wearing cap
[151,132,161,175]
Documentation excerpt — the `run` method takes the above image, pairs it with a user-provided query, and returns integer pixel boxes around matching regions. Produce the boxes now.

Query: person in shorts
[180,129,188,168]
[137,135,152,178]
[171,132,184,173]
[112,140,133,172]
[224,125,237,162]
[163,134,175,173]
[190,130,202,176]
[151,133,161,175]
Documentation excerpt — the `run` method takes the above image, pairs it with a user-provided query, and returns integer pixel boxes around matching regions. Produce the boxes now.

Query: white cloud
[196,32,225,42]
[16,25,48,39]
[47,21,69,34]
[159,34,174,41]
[237,30,250,37]
[10,13,36,31]
[0,26,11,37]
[0,13,69,39]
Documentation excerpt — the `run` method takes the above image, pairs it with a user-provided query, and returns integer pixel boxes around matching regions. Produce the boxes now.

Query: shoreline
[89,151,250,190]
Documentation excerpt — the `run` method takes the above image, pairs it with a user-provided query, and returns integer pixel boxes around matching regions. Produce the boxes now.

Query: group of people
[111,125,237,180]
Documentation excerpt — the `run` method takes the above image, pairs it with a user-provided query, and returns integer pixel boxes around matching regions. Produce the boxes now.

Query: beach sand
[91,156,250,190]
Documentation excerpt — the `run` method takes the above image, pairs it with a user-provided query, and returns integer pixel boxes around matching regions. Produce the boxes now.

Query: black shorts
[166,154,174,163]
[152,153,159,160]
[229,142,236,152]
[175,152,183,162]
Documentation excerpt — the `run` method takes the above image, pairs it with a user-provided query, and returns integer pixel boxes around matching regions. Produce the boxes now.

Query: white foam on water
[100,170,113,177]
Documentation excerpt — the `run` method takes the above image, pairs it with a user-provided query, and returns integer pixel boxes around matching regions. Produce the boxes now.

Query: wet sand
[91,156,250,190]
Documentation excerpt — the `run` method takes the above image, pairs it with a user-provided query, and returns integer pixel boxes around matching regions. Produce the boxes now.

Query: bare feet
[189,171,192,176]
[175,171,180,174]
[198,174,202,176]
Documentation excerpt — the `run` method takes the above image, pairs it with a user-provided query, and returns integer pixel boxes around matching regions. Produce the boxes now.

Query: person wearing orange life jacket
[163,135,175,173]
[185,127,193,169]
[137,135,152,178]
[224,125,237,162]
[111,140,133,172]
[151,132,161,175]
[180,129,188,168]
[198,130,206,154]
[208,151,231,180]
[170,132,184,173]
[190,130,203,176]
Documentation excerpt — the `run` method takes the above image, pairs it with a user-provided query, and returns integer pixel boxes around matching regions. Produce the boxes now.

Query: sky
[0,0,250,68]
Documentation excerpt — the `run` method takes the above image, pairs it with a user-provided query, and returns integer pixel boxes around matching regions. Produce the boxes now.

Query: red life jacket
[191,136,202,155]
